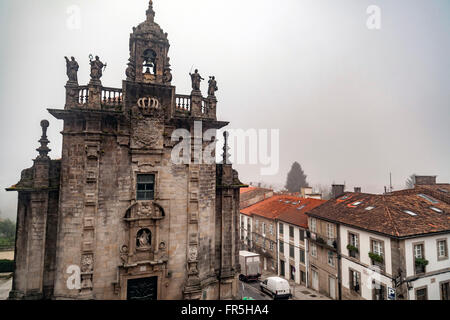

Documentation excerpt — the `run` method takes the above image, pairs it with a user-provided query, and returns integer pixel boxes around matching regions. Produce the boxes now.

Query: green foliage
[369,252,384,263]
[0,237,15,249]
[285,162,309,193]
[0,260,14,273]
[347,244,359,253]
[0,219,16,239]
[415,258,429,267]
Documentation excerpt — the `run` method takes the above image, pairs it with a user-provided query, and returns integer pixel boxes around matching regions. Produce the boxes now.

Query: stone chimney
[415,176,437,186]
[332,184,345,199]
[354,187,361,193]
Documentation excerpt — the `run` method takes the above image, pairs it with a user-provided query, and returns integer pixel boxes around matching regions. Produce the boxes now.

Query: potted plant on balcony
[415,258,428,273]
[369,252,384,264]
[415,258,429,266]
[347,244,358,253]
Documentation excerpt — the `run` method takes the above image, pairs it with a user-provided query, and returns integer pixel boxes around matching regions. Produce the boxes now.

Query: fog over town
[0,0,449,220]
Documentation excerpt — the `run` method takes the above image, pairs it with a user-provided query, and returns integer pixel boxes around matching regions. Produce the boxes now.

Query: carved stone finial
[36,120,51,160]
[146,0,155,22]
[222,131,231,165]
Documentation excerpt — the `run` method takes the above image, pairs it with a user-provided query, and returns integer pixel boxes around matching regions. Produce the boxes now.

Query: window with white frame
[311,243,317,257]
[414,244,423,259]
[300,249,305,264]
[326,223,335,239]
[262,222,266,236]
[327,251,335,267]
[414,243,426,274]
[279,223,284,235]
[269,224,273,235]
[372,239,384,256]
[299,230,305,242]
[437,240,448,260]
[310,218,317,233]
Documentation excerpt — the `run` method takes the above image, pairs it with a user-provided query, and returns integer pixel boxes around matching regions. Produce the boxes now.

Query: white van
[260,277,292,300]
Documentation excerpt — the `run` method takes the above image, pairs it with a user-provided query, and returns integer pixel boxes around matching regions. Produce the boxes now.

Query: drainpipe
[305,236,309,289]
[337,223,342,300]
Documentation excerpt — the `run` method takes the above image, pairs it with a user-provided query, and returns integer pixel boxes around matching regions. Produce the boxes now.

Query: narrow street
[238,280,272,300]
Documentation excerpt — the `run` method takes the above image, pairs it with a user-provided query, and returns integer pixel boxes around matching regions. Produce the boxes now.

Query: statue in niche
[89,55,107,82]
[136,229,151,249]
[64,56,79,84]
[189,69,204,91]
[208,76,218,97]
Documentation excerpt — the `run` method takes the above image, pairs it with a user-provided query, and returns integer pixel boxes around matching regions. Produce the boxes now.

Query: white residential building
[306,177,450,300]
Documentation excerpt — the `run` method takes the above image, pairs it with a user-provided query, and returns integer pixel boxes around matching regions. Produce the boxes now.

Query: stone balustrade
[175,94,191,112]
[66,84,216,119]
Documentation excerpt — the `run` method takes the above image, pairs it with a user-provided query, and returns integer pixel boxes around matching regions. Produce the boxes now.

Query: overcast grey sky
[0,0,449,220]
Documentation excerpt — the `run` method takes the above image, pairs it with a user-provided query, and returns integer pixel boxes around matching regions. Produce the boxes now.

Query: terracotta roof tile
[241,195,326,228]
[306,189,450,238]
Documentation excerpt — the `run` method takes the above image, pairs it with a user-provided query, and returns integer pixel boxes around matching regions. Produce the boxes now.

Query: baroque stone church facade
[7,1,243,300]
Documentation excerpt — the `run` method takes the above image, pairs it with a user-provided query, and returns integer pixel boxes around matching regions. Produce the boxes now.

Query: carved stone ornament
[137,202,153,217]
[81,254,94,273]
[137,97,160,110]
[132,119,163,149]
[189,246,198,262]
[120,245,129,264]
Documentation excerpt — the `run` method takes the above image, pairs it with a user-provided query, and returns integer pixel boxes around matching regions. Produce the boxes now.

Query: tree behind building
[285,162,309,193]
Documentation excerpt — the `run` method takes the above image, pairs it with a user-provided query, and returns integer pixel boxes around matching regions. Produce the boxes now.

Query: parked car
[239,251,261,282]
[260,276,291,300]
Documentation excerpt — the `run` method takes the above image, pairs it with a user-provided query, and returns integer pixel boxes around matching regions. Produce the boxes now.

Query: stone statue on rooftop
[189,69,204,91]
[64,56,79,84]
[89,55,107,83]
[208,76,218,97]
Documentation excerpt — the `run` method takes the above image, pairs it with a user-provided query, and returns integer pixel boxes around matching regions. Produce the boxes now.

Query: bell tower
[126,0,172,85]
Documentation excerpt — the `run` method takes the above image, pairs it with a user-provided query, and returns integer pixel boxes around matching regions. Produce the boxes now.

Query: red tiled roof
[241,195,326,228]
[306,189,450,238]
[389,184,450,204]
[240,187,257,194]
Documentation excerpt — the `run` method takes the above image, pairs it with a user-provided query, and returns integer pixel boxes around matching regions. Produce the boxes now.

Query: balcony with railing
[174,93,216,119]
[67,82,216,120]
[309,232,338,250]
[67,84,124,112]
